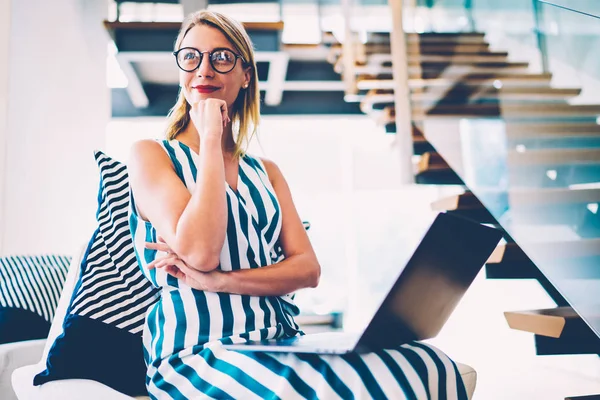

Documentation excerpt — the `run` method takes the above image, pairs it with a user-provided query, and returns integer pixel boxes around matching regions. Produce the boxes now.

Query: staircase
[326,29,600,360]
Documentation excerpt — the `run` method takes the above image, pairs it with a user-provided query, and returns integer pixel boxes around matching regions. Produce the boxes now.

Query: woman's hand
[189,95,230,140]
[145,239,226,292]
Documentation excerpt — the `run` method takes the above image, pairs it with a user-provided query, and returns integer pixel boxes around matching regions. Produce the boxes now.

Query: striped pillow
[66,151,159,333]
[34,151,159,397]
[0,255,70,344]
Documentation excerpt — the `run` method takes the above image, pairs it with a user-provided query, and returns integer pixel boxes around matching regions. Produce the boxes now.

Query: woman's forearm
[219,254,320,296]
[175,137,227,271]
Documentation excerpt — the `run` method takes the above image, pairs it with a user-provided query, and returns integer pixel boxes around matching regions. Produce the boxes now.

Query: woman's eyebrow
[181,46,236,52]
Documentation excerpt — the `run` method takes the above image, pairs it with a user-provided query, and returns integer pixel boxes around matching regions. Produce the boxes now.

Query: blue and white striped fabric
[67,152,160,334]
[130,139,467,399]
[0,255,70,322]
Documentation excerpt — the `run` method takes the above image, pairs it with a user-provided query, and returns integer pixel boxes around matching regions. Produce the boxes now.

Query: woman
[128,9,468,399]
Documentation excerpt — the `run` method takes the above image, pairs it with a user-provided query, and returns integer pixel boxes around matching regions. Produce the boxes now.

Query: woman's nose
[196,54,214,77]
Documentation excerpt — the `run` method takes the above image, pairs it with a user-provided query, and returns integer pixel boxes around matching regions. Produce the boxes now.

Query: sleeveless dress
[129,139,468,400]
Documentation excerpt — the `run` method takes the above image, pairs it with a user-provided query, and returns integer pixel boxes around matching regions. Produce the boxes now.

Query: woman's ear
[243,67,252,89]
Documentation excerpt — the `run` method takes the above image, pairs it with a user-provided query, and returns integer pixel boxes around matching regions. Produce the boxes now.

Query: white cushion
[0,339,46,400]
[12,244,150,400]
[12,364,148,400]
[456,362,477,400]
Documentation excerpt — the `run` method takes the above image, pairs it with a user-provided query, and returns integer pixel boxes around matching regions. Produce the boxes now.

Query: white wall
[0,0,11,254]
[1,0,110,255]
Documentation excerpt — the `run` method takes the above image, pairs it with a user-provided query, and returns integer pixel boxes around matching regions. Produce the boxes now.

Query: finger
[166,265,186,280]
[146,259,158,270]
[153,255,180,270]
[191,90,201,106]
[220,103,230,126]
[145,242,171,252]
[157,235,166,244]
[176,261,196,276]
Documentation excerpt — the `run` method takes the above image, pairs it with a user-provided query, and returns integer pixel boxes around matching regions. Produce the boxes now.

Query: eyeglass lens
[176,48,238,73]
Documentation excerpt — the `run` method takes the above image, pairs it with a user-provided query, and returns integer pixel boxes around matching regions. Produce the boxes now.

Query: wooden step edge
[507,148,600,166]
[364,88,581,105]
[506,123,600,137]
[430,192,482,212]
[504,307,579,338]
[486,243,508,264]
[356,77,552,91]
[417,152,449,173]
[508,187,600,206]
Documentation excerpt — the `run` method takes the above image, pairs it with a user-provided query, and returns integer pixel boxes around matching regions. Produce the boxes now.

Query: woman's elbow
[307,261,321,288]
[184,252,221,272]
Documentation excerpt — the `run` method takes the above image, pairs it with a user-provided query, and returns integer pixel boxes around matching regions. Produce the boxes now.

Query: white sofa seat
[11,244,477,400]
[0,339,46,400]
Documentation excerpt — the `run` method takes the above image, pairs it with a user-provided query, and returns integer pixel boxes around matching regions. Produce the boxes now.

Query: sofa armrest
[12,363,149,400]
[0,339,46,400]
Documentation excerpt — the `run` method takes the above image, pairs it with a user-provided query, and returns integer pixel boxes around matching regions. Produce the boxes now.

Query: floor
[428,274,600,400]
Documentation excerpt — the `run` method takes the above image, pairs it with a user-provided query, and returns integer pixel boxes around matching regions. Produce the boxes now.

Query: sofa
[5,245,477,399]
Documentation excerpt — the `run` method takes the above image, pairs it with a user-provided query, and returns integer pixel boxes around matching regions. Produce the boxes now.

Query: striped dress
[129,139,468,400]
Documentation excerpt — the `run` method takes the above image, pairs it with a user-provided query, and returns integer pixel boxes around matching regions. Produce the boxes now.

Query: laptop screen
[356,212,502,350]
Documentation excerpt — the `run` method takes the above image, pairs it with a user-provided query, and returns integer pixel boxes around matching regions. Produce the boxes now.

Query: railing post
[341,0,357,95]
[532,0,550,73]
[465,0,476,32]
[390,0,415,184]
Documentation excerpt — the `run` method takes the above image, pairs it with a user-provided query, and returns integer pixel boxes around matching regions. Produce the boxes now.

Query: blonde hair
[165,10,260,158]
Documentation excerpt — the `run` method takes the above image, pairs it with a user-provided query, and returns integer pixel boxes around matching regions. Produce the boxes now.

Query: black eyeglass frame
[173,47,247,74]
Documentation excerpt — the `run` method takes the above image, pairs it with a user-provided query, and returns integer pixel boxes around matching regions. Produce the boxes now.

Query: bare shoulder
[129,139,170,169]
[130,139,164,159]
[258,157,284,185]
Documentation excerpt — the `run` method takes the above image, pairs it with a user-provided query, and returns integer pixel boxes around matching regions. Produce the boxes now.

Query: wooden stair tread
[504,307,580,338]
[500,103,600,115]
[407,103,600,119]
[330,44,500,57]
[505,122,600,138]
[330,42,493,53]
[486,242,522,264]
[379,103,600,123]
[355,65,533,77]
[507,148,600,166]
[405,33,487,44]
[336,31,487,44]
[508,187,600,205]
[417,152,450,173]
[431,192,483,211]
[362,88,581,107]
[411,87,582,102]
[365,54,510,65]
[488,238,600,263]
[322,31,487,47]
[357,74,552,90]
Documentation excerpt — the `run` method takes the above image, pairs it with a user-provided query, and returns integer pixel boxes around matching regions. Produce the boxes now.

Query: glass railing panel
[539,0,600,18]
[537,1,600,103]
[421,1,600,336]
[424,112,600,333]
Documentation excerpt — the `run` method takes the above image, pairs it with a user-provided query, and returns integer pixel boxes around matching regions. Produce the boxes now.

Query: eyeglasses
[173,47,246,74]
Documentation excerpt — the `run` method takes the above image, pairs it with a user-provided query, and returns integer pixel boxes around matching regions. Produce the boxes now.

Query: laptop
[222,212,503,354]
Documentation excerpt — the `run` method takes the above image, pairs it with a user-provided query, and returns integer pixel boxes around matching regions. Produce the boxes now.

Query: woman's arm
[128,135,227,272]
[146,158,320,295]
